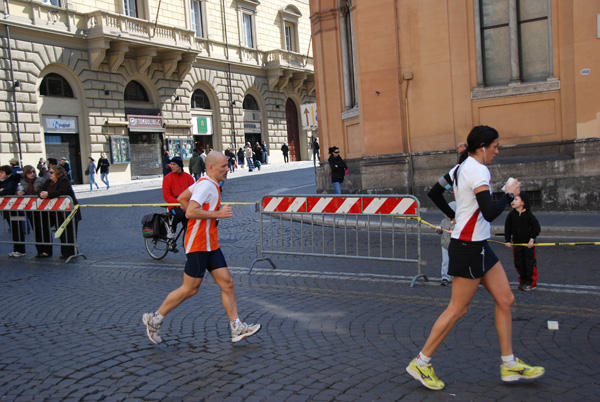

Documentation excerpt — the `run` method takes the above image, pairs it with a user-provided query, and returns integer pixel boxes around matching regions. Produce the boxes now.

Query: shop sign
[128,115,164,132]
[43,116,78,133]
[244,122,261,133]
[192,116,213,135]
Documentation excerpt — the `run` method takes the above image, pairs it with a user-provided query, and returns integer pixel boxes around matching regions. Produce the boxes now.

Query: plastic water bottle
[17,183,24,193]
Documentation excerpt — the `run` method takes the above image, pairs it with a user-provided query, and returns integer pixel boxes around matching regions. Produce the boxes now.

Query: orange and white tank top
[184,178,221,253]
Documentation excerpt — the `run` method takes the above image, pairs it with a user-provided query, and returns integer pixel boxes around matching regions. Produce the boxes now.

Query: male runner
[143,151,261,344]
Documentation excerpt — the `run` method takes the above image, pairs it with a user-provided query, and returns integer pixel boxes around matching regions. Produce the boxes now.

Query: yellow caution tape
[78,202,256,207]
[55,205,79,238]
[395,216,599,247]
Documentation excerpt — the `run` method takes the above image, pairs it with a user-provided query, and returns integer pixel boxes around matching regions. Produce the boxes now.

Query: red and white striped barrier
[261,196,418,216]
[0,196,73,211]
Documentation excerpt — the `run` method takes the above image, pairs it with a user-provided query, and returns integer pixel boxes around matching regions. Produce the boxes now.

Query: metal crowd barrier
[0,195,85,262]
[250,194,427,287]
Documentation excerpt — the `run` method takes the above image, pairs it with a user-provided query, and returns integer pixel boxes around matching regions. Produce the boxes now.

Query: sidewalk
[74,160,317,200]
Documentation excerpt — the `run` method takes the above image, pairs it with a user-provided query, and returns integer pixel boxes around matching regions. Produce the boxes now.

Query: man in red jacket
[162,156,195,237]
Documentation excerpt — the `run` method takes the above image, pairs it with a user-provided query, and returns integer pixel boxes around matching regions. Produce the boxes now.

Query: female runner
[406,125,545,390]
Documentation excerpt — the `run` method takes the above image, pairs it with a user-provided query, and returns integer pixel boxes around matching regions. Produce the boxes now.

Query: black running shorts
[184,249,227,278]
[448,238,499,279]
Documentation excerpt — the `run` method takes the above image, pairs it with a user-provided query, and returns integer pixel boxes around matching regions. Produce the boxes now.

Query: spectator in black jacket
[327,146,347,194]
[504,191,541,291]
[40,165,82,259]
[0,165,26,257]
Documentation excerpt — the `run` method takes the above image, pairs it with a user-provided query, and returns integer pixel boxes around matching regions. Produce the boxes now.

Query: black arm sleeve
[428,182,456,220]
[475,191,510,222]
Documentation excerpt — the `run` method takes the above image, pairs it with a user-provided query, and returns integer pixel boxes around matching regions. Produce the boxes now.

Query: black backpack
[141,213,166,238]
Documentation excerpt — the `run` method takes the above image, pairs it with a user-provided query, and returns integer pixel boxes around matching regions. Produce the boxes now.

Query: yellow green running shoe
[500,358,545,382]
[406,358,445,390]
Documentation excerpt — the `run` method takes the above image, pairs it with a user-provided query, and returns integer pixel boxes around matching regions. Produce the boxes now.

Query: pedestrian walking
[142,151,261,345]
[225,148,236,173]
[281,142,289,163]
[328,146,347,194]
[60,157,72,181]
[87,157,100,191]
[504,191,540,291]
[237,147,245,168]
[96,152,110,189]
[253,142,262,170]
[245,143,255,172]
[312,138,320,162]
[189,149,205,180]
[406,125,544,390]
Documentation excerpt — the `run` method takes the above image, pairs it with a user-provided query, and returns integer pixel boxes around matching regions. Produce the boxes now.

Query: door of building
[285,98,301,161]
[126,113,164,178]
[42,116,82,184]
[44,134,82,184]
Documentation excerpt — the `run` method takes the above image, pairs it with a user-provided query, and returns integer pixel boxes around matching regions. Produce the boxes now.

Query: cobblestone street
[1,163,599,401]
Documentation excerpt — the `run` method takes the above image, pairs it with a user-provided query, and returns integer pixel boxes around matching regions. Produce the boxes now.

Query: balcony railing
[4,1,313,72]
[265,49,314,71]
[86,11,194,50]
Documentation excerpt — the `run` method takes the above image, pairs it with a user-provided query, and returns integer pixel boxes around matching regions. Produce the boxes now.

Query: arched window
[191,89,211,109]
[124,81,149,102]
[243,94,259,110]
[39,73,74,98]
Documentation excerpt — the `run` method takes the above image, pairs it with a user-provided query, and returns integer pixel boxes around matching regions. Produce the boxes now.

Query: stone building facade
[1,0,314,183]
[310,0,600,211]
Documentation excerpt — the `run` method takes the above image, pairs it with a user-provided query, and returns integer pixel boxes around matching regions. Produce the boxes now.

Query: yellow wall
[572,0,600,139]
[311,0,600,158]
[354,0,403,157]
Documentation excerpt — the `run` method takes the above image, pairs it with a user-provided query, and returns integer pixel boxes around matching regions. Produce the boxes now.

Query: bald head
[205,151,229,182]
[206,151,226,167]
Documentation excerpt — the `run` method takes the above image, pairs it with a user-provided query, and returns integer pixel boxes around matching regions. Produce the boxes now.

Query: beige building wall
[0,0,315,183]
[310,0,600,210]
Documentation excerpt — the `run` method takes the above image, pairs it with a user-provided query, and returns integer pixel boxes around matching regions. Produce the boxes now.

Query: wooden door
[285,98,301,161]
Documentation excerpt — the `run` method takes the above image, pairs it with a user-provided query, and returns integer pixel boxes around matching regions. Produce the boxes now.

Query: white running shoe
[231,321,261,343]
[142,313,163,344]
[8,251,25,258]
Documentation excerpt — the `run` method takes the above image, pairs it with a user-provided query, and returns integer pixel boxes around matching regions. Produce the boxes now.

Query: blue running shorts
[184,249,227,278]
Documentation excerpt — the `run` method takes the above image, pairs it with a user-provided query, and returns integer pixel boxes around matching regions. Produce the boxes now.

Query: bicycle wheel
[144,218,171,260]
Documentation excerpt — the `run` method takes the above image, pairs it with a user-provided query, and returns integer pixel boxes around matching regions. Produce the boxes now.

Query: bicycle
[144,211,186,260]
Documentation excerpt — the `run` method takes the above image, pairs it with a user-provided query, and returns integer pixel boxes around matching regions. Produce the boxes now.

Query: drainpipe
[2,2,24,166]
[394,0,414,194]
[221,0,237,150]
[404,74,414,195]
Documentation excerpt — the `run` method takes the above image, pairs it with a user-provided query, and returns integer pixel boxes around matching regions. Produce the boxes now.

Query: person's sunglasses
[49,172,55,175]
